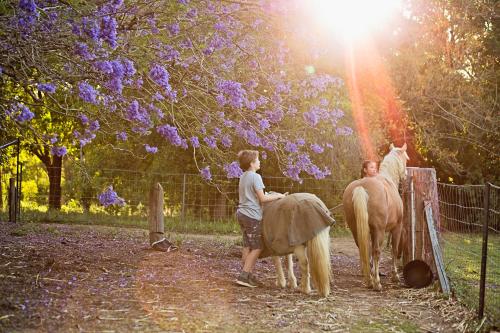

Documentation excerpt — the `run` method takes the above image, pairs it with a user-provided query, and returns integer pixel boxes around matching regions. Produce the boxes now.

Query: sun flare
[308,0,402,42]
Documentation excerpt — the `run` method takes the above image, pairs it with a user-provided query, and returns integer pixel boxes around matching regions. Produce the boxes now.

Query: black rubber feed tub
[403,260,433,288]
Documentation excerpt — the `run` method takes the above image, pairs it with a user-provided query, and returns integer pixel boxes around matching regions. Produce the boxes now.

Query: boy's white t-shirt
[237,171,265,220]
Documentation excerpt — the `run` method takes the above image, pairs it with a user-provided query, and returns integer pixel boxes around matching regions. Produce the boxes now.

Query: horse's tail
[352,186,371,281]
[307,227,331,297]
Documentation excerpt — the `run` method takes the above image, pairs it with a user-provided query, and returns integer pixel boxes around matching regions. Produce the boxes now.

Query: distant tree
[388,0,499,183]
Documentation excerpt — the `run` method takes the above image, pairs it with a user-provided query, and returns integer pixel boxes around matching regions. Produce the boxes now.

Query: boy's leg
[243,248,262,272]
[242,247,250,266]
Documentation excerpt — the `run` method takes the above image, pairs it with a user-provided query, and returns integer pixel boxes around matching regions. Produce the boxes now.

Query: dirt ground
[0,222,476,333]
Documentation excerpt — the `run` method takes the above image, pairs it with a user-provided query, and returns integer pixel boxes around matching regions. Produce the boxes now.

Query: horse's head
[389,143,410,183]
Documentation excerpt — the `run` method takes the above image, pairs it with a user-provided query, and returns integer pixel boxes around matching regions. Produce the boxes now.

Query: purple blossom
[168,23,180,36]
[285,141,298,153]
[105,77,123,94]
[149,64,172,91]
[157,124,182,146]
[74,42,94,60]
[89,120,100,132]
[18,107,34,122]
[259,119,270,130]
[79,114,89,125]
[190,136,200,148]
[144,144,158,153]
[7,103,34,123]
[94,61,114,74]
[116,131,127,141]
[284,165,301,182]
[303,108,319,126]
[37,83,56,93]
[336,126,353,136]
[265,108,284,123]
[126,100,151,127]
[100,16,118,48]
[158,45,180,62]
[98,186,125,207]
[311,144,324,154]
[203,136,217,149]
[200,166,211,181]
[214,21,226,31]
[82,17,100,41]
[186,8,197,19]
[179,39,193,49]
[224,162,243,178]
[122,58,136,77]
[221,135,232,148]
[78,82,98,104]
[153,92,165,101]
[216,80,246,109]
[50,146,67,157]
[19,0,37,13]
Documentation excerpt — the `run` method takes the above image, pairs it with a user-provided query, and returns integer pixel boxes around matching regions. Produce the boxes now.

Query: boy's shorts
[236,212,263,250]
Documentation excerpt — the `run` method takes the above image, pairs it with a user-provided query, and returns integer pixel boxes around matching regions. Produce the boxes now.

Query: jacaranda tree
[0,0,352,208]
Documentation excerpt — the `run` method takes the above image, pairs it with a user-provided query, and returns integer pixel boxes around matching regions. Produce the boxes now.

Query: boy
[235,150,285,288]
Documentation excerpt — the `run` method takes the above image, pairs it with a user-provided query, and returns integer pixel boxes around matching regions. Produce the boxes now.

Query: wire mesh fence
[0,167,351,226]
[437,182,499,325]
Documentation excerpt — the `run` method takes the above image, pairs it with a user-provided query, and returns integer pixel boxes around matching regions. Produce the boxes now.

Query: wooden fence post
[181,174,186,221]
[148,182,164,246]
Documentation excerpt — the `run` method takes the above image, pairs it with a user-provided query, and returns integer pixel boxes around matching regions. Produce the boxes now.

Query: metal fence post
[8,177,16,223]
[410,176,416,261]
[17,162,23,222]
[478,182,490,318]
[181,174,186,221]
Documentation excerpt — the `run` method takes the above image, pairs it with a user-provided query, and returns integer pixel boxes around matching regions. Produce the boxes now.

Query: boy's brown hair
[238,150,259,171]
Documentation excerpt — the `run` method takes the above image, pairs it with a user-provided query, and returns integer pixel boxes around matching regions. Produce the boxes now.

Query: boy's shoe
[235,271,257,288]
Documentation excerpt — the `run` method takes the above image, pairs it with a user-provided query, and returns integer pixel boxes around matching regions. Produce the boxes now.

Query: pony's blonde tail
[307,227,331,297]
[352,186,371,282]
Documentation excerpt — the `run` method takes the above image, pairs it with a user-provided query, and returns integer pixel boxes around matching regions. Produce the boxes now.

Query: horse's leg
[273,256,287,288]
[371,229,384,291]
[286,254,297,289]
[294,245,311,294]
[390,222,403,282]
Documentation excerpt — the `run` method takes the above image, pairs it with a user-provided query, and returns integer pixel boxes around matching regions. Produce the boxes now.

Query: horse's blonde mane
[379,150,405,188]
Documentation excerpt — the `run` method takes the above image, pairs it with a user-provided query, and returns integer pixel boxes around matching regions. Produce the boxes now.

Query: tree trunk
[47,155,62,210]
[0,167,3,210]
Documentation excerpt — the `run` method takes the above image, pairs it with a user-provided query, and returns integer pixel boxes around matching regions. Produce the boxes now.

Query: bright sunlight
[308,0,402,42]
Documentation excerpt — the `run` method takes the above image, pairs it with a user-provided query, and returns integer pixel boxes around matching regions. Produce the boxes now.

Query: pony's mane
[379,151,404,187]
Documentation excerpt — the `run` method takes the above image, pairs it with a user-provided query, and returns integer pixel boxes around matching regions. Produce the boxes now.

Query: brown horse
[342,143,409,291]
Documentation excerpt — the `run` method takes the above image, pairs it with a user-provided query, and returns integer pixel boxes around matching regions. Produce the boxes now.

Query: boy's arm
[255,189,285,203]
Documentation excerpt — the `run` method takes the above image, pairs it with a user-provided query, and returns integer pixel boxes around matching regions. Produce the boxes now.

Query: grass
[351,317,420,333]
[442,232,499,329]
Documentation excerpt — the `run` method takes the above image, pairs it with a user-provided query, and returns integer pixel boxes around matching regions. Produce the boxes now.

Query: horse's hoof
[276,280,286,288]
[300,287,311,294]
[288,280,298,289]
[373,283,382,291]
